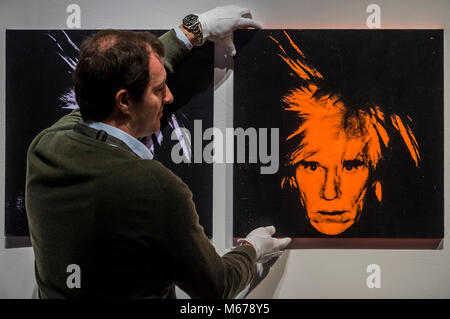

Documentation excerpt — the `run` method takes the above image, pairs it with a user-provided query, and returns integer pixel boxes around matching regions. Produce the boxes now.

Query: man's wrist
[179,23,203,47]
[238,239,254,248]
[174,27,193,50]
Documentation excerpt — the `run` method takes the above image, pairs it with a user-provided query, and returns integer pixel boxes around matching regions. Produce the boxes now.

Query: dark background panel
[233,30,444,239]
[5,30,213,239]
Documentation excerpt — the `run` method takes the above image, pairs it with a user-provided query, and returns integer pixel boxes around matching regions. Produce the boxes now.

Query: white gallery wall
[0,0,449,299]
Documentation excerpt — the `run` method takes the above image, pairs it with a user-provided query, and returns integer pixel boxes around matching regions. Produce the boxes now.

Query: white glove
[198,5,262,56]
[238,226,291,264]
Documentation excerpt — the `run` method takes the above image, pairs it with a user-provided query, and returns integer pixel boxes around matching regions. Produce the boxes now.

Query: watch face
[183,14,198,27]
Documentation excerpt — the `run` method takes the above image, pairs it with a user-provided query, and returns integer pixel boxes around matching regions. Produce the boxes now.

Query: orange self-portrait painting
[233,30,443,248]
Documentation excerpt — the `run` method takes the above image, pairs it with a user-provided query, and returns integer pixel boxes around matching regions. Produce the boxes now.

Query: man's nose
[320,169,340,201]
[164,85,174,104]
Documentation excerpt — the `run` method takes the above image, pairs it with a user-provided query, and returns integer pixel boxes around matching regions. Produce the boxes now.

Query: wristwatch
[182,14,203,45]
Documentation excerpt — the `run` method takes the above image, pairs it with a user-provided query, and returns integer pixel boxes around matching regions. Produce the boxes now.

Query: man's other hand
[198,5,262,56]
[239,226,291,264]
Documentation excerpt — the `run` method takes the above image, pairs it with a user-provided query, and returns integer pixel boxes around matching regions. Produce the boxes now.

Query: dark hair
[73,30,164,121]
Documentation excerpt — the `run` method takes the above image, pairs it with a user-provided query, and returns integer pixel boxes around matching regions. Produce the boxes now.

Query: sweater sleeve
[159,29,191,74]
[159,173,257,299]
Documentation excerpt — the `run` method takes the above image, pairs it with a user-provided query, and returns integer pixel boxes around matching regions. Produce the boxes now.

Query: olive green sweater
[25,30,256,299]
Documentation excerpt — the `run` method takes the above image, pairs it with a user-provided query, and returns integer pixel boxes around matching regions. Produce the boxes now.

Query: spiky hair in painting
[271,31,420,191]
[47,30,191,161]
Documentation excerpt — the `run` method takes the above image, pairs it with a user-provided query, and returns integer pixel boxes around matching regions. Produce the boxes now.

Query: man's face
[294,121,370,235]
[129,52,173,138]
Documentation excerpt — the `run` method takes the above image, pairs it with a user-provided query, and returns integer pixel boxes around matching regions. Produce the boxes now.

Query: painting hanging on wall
[233,29,444,248]
[5,30,214,246]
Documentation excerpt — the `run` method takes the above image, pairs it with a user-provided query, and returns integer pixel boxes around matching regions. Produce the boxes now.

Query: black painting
[5,30,214,242]
[233,30,443,248]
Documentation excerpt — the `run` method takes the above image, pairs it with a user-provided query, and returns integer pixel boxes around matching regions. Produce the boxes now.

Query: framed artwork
[233,30,443,248]
[5,30,214,246]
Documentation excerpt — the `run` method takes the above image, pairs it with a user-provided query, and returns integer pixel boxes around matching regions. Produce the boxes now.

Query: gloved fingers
[236,17,263,30]
[273,237,292,250]
[264,225,276,236]
[246,226,263,237]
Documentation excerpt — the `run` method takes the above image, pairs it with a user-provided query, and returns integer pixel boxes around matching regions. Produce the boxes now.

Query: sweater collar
[79,119,153,160]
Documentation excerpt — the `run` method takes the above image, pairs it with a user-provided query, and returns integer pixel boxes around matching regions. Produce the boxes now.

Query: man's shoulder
[28,109,82,152]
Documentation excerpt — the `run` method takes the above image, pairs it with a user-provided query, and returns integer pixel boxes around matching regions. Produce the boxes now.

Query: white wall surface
[1,0,449,299]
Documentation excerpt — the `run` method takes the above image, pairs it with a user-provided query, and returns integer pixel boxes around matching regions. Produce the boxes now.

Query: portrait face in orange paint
[282,95,419,236]
[293,111,370,235]
[275,31,421,236]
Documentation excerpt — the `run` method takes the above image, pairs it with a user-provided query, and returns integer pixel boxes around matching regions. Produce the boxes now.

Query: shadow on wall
[214,42,234,90]
[238,250,291,299]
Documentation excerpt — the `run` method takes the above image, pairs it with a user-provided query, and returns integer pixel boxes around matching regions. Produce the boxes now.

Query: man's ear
[115,89,132,116]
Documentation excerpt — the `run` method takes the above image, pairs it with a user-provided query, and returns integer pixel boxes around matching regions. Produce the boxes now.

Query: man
[275,32,421,236]
[25,6,291,298]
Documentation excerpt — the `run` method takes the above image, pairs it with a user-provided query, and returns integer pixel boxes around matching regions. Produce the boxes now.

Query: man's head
[275,32,420,235]
[74,30,173,137]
